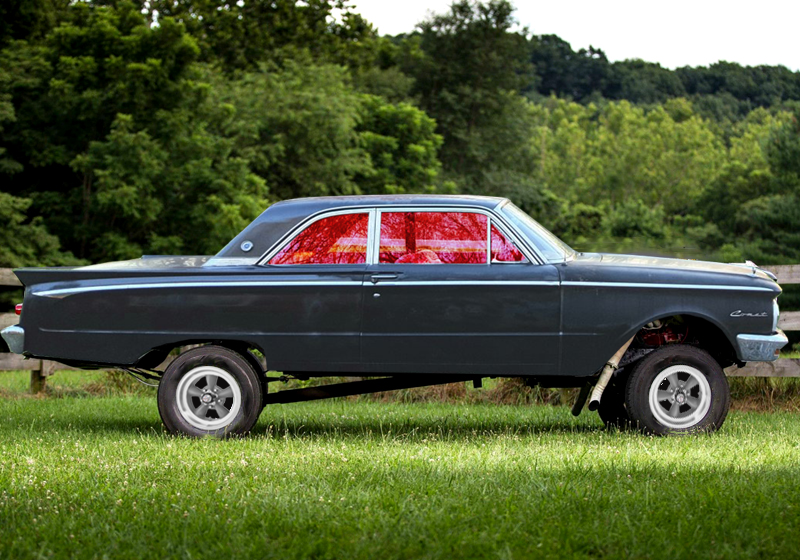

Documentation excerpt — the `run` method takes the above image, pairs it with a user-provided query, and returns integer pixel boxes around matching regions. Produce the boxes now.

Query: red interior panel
[379,212,488,264]
[491,224,526,262]
[270,213,369,264]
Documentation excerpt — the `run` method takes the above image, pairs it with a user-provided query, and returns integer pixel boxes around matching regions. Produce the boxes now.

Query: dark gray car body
[5,195,785,379]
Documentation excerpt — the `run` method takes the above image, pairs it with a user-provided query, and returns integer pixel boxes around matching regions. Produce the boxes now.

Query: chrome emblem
[240,240,254,252]
[730,310,768,318]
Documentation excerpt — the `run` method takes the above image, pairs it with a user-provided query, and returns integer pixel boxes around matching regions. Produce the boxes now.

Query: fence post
[29,360,54,395]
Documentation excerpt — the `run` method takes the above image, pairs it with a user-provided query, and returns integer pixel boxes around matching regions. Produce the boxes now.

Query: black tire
[157,345,263,438]
[625,345,729,435]
[597,370,631,429]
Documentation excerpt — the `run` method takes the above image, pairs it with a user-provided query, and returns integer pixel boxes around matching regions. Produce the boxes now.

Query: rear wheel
[625,345,729,435]
[157,345,263,438]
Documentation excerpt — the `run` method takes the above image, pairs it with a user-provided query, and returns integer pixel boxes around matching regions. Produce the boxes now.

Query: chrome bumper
[736,330,788,362]
[1,325,24,354]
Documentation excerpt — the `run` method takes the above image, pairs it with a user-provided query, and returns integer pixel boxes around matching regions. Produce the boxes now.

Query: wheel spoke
[656,390,672,402]
[667,372,680,388]
[685,396,701,410]
[668,401,681,418]
[176,364,244,430]
[684,377,700,392]
[215,402,230,417]
[194,403,210,418]
[187,386,203,398]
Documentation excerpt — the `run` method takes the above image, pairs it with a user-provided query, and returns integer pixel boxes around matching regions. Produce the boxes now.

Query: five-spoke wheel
[625,344,730,435]
[176,365,243,431]
[648,364,711,429]
[158,346,263,437]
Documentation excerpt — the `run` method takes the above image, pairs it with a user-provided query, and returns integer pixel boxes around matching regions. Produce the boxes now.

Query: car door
[361,208,561,376]
[257,209,371,372]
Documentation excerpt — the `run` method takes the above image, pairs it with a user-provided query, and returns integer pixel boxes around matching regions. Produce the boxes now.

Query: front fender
[559,282,775,376]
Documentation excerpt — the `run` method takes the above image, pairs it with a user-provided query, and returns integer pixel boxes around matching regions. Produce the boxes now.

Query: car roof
[271,194,507,212]
[214,195,509,261]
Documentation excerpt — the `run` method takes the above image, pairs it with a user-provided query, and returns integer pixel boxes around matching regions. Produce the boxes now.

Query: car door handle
[370,274,398,284]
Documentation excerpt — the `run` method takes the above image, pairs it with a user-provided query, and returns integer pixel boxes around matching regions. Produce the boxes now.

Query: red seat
[394,250,443,264]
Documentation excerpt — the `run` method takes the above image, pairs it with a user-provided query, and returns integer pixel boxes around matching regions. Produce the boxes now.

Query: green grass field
[1,371,800,559]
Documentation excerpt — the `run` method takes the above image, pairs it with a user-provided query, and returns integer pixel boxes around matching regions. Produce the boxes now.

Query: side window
[491,224,527,263]
[379,211,488,264]
[269,213,369,265]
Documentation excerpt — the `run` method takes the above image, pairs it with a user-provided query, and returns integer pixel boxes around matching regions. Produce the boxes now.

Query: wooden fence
[2,265,800,393]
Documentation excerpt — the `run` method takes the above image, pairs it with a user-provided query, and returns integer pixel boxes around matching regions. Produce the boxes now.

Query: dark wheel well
[621,314,737,370]
[136,340,267,376]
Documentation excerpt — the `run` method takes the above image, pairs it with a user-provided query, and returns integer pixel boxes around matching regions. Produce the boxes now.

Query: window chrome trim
[496,200,567,264]
[485,217,491,265]
[255,203,546,267]
[371,206,541,265]
[489,217,529,264]
[258,208,376,266]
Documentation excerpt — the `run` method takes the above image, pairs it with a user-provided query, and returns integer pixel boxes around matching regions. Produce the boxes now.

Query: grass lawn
[1,372,800,559]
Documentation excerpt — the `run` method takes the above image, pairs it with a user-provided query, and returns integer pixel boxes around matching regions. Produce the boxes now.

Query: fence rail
[2,265,799,393]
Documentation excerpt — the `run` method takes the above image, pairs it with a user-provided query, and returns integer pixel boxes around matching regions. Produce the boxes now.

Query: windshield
[500,202,574,262]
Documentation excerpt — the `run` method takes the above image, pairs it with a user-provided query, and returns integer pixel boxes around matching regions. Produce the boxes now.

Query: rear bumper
[736,330,788,362]
[1,325,24,354]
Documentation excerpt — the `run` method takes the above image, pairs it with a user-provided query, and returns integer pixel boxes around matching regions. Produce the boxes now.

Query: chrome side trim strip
[34,281,361,298]
[561,281,774,292]
[36,279,769,298]
[204,257,261,267]
[372,281,559,287]
[35,279,562,298]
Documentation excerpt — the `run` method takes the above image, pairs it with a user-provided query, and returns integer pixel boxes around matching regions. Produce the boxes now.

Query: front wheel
[157,345,263,438]
[625,345,730,435]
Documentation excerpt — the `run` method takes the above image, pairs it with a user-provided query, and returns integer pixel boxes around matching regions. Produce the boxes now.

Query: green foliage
[402,1,534,184]
[214,60,368,201]
[0,0,68,47]
[145,0,379,72]
[355,95,443,194]
[0,192,79,268]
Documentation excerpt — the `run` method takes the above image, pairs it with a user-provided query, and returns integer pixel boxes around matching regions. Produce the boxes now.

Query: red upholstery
[395,249,443,264]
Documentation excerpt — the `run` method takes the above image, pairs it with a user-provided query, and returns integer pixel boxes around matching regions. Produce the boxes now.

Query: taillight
[15,303,22,316]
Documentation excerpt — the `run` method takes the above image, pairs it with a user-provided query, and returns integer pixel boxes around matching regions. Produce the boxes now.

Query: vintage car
[1,195,787,437]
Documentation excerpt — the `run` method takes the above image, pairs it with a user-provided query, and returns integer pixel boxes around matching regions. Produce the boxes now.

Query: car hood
[79,256,211,270]
[574,253,775,281]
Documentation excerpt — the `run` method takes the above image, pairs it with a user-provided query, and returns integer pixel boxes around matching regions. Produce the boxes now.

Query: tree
[143,0,379,72]
[0,192,78,268]
[0,0,68,47]
[402,1,535,185]
[355,95,443,194]
[529,34,611,101]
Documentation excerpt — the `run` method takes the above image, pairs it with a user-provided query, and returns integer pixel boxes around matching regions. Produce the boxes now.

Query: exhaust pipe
[587,336,635,411]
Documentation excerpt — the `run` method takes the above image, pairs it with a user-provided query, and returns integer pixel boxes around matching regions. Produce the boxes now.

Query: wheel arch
[618,312,738,369]
[135,339,268,375]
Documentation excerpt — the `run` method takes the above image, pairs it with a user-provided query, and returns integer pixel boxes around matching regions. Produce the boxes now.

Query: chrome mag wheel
[648,364,711,429]
[176,365,243,431]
